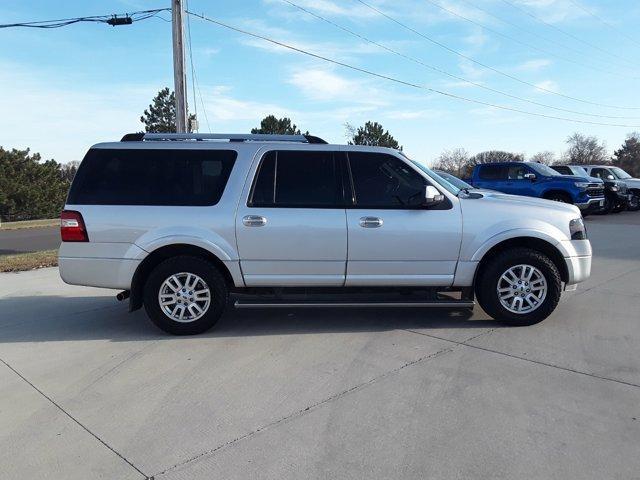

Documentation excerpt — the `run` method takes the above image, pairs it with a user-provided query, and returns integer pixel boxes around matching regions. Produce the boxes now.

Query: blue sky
[2,0,640,165]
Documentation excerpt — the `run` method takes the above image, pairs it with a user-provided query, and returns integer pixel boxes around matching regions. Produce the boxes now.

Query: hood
[470,191,581,215]
[621,177,640,188]
[552,174,603,184]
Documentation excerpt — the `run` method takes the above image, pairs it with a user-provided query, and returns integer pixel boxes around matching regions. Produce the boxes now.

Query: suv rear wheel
[143,255,228,335]
[476,248,562,326]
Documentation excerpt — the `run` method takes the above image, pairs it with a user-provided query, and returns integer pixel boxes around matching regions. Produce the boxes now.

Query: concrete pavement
[0,213,639,479]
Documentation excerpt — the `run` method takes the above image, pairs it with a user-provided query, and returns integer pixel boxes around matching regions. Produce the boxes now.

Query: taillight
[60,210,88,242]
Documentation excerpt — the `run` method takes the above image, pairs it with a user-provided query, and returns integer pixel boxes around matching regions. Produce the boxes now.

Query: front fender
[468,226,570,262]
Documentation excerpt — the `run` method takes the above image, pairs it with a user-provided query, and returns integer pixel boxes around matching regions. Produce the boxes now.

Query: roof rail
[120,133,328,144]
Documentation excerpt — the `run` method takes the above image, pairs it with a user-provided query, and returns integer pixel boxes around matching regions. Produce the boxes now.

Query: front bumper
[560,239,592,285]
[575,197,605,211]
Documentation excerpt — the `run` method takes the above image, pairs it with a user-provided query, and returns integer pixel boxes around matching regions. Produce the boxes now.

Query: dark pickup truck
[470,162,605,213]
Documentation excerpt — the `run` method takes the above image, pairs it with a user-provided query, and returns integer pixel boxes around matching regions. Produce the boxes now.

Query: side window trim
[345,152,451,210]
[247,149,346,209]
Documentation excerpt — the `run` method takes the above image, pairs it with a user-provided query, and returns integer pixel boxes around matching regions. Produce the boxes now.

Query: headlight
[570,218,587,240]
[574,182,590,189]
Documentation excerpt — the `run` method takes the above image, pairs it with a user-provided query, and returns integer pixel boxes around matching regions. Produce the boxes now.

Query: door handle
[242,215,267,227]
[359,216,383,228]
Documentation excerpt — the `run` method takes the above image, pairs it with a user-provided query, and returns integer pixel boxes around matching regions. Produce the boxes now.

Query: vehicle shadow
[0,295,501,343]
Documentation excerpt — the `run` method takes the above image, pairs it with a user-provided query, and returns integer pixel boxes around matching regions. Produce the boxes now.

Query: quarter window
[348,152,427,208]
[249,151,342,207]
[67,148,237,206]
[552,166,571,175]
[478,165,507,180]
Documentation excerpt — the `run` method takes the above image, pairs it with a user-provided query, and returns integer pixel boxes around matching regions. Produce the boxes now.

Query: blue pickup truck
[469,162,605,213]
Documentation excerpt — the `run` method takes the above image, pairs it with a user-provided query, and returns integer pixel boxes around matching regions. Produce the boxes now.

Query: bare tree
[563,132,608,165]
[469,150,524,165]
[529,151,555,165]
[432,148,470,177]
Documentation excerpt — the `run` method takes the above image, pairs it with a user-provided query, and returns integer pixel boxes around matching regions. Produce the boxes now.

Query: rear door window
[249,150,343,208]
[68,148,237,206]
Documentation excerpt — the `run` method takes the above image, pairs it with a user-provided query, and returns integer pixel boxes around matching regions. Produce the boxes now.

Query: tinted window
[249,151,342,207]
[479,165,507,180]
[68,148,236,206]
[552,166,572,175]
[507,165,527,180]
[348,152,426,207]
[591,168,611,180]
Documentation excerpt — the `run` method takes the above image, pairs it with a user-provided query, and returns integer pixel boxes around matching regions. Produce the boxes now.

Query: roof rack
[120,133,328,144]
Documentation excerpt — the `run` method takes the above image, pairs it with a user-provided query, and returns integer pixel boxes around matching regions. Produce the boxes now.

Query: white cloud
[385,109,444,120]
[511,0,587,23]
[0,62,156,163]
[515,59,552,71]
[287,68,387,105]
[534,79,560,93]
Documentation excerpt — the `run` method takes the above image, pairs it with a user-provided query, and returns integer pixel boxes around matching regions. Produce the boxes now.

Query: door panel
[236,208,346,286]
[345,208,461,286]
[236,149,347,286]
[345,152,462,286]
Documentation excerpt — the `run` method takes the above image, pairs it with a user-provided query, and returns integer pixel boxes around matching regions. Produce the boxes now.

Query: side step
[234,299,475,309]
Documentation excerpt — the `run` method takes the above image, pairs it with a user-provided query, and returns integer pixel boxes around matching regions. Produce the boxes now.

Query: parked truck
[469,162,605,214]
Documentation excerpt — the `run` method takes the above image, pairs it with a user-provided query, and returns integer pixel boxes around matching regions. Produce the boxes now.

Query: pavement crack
[152,344,457,478]
[401,329,640,389]
[0,357,149,479]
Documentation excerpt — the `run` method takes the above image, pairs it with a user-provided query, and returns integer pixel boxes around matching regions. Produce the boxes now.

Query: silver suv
[59,133,592,334]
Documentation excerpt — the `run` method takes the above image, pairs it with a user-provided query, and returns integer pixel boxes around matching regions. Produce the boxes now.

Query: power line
[186,11,640,128]
[0,8,170,29]
[419,0,633,80]
[185,0,198,123]
[456,0,634,74]
[499,0,637,69]
[566,0,640,48]
[281,0,639,120]
[185,0,211,133]
[354,0,640,110]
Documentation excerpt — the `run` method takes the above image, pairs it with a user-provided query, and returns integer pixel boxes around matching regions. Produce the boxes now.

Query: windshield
[610,167,632,179]
[409,160,461,195]
[528,162,561,177]
[434,171,473,190]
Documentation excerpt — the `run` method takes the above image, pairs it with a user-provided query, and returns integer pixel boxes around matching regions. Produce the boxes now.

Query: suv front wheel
[476,248,562,326]
[143,256,228,335]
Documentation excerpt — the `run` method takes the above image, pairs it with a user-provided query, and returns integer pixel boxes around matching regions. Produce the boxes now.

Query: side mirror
[424,185,445,206]
[607,175,615,180]
[524,173,537,181]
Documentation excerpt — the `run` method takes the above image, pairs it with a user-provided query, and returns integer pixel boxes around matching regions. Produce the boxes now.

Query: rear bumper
[59,257,140,290]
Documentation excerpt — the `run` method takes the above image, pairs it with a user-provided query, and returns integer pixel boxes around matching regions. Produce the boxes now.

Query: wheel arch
[129,244,238,312]
[542,189,573,202]
[473,236,569,286]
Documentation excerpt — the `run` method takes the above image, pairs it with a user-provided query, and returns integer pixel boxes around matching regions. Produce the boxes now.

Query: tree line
[432,132,640,179]
[2,87,639,222]
[0,148,78,222]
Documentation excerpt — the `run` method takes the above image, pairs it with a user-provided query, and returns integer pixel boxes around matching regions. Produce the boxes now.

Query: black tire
[475,248,562,326]
[545,192,571,204]
[611,201,625,213]
[628,192,640,211]
[599,194,614,214]
[143,255,228,335]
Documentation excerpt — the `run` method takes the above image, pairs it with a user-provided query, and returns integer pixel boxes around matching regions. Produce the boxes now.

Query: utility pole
[172,0,188,133]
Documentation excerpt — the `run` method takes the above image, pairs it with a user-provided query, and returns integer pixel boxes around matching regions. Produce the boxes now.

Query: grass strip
[0,219,58,231]
[0,250,58,272]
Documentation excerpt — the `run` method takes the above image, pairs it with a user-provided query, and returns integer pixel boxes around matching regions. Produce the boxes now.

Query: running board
[234,300,475,309]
